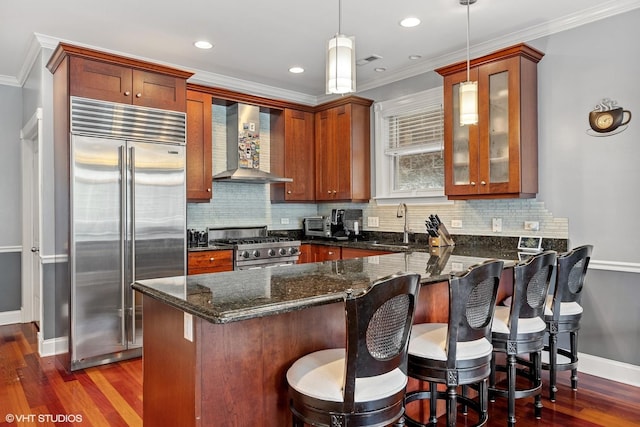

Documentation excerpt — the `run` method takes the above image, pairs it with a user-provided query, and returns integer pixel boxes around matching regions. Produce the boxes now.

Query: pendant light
[459,0,478,125]
[326,0,356,94]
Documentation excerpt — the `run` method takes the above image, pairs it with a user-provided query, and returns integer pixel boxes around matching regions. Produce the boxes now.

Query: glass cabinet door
[452,83,470,186]
[488,70,509,183]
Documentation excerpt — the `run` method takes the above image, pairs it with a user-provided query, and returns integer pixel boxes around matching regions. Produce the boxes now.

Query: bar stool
[489,250,556,426]
[542,245,593,402]
[404,260,504,427]
[286,272,421,427]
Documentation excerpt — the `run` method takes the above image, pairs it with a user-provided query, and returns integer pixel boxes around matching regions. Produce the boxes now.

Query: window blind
[384,103,443,156]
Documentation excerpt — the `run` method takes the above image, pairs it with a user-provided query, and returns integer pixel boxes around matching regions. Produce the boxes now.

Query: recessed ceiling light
[194,41,213,49]
[408,54,422,60]
[374,67,387,72]
[289,67,305,74]
[400,17,421,28]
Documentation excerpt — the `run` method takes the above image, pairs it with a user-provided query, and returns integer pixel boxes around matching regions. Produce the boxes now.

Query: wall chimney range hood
[212,103,292,184]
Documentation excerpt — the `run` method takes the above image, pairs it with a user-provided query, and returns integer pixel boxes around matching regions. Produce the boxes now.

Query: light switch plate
[184,313,193,342]
[524,221,540,231]
[280,218,290,225]
[451,220,462,228]
[492,218,502,232]
[367,217,379,227]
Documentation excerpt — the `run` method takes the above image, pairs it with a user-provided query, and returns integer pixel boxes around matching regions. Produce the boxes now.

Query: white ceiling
[2,0,640,103]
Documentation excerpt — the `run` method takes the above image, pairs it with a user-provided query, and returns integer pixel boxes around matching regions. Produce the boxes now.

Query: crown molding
[356,0,640,93]
[7,0,639,99]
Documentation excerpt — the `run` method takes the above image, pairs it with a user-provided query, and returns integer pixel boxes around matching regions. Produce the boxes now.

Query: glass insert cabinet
[437,44,545,199]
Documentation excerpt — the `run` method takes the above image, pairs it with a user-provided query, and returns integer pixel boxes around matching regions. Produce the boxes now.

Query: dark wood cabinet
[187,250,234,275]
[186,90,213,201]
[68,55,189,112]
[283,109,315,201]
[313,245,342,262]
[436,44,544,200]
[315,97,372,202]
[297,244,313,264]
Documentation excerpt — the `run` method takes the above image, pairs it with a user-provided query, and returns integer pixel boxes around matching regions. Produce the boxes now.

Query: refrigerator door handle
[119,145,127,346]
[130,146,137,345]
[129,147,136,345]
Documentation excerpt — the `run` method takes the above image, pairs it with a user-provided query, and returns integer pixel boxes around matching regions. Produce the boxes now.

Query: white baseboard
[578,352,640,388]
[0,310,22,326]
[39,333,69,357]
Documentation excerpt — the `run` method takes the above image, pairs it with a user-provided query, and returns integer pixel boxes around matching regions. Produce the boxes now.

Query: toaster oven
[303,216,332,238]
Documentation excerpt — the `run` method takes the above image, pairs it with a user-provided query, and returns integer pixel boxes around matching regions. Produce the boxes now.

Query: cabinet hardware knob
[327,190,332,194]
[287,190,292,194]
[124,91,131,96]
[136,93,142,98]
[209,257,215,262]
[333,190,337,194]
[328,252,334,255]
[207,188,211,192]
[471,181,476,186]
[481,181,486,185]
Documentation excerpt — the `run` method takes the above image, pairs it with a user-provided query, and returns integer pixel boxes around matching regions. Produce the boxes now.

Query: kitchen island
[133,250,515,426]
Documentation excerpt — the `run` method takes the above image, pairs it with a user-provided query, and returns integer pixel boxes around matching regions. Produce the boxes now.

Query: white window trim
[373,87,451,205]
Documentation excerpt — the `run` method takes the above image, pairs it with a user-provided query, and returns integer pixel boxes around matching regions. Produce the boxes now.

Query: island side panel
[142,296,197,427]
[198,302,346,426]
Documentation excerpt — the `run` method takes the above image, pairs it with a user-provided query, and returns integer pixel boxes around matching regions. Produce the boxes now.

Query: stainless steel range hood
[212,103,292,184]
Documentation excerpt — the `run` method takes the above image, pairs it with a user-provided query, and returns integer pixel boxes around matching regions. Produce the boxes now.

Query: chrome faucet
[396,203,409,244]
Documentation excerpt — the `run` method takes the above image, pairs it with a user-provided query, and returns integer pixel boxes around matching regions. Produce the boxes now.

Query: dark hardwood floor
[1,322,638,426]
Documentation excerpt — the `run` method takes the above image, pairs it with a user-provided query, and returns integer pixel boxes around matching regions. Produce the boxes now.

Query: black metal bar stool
[542,245,593,402]
[286,272,421,427]
[489,250,556,426]
[404,260,504,427]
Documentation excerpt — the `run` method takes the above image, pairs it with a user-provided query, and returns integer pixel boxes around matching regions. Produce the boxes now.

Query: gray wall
[0,84,23,312]
[530,10,640,364]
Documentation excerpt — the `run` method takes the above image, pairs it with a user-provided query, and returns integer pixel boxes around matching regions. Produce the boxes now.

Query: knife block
[429,236,454,247]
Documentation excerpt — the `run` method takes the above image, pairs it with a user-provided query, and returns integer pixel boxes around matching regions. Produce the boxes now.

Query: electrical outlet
[451,262,464,271]
[492,218,502,233]
[367,216,379,227]
[280,218,289,225]
[451,220,462,228]
[184,313,193,342]
[524,221,540,231]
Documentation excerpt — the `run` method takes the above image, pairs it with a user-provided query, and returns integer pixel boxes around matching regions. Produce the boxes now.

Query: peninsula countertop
[133,249,517,324]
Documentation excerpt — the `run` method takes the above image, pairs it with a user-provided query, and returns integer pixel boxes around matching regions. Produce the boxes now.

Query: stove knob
[279,248,287,256]
[268,249,276,257]
[252,250,261,258]
[289,247,299,255]
[241,250,250,259]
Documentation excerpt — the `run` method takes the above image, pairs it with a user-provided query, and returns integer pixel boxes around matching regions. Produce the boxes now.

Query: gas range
[207,226,301,270]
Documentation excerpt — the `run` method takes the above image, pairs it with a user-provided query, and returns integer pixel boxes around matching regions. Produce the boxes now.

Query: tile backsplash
[187,104,567,239]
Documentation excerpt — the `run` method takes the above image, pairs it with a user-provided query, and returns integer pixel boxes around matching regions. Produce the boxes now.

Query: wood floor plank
[2,322,639,426]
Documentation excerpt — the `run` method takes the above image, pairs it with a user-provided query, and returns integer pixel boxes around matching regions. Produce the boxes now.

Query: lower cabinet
[187,250,233,275]
[298,244,393,264]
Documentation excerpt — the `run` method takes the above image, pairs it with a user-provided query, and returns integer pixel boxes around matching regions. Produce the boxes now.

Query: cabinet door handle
[136,93,142,98]
[124,91,131,96]
[481,181,486,185]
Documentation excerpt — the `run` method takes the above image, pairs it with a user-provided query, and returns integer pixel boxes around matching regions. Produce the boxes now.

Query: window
[374,87,446,203]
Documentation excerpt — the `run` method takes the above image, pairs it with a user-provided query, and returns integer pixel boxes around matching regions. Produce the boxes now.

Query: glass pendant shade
[459,80,478,125]
[326,34,356,94]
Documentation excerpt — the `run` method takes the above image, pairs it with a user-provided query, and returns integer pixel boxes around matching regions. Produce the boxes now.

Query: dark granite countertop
[134,250,517,324]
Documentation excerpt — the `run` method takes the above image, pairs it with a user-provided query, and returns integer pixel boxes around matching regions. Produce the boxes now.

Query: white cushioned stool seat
[492,305,546,335]
[287,348,408,403]
[544,295,583,316]
[408,323,493,361]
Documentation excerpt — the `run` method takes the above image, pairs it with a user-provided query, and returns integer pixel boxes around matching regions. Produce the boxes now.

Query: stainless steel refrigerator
[69,97,186,370]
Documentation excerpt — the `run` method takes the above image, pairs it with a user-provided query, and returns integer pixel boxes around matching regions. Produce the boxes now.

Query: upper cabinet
[315,96,373,202]
[186,90,213,201]
[436,43,544,200]
[47,44,192,112]
[282,109,316,201]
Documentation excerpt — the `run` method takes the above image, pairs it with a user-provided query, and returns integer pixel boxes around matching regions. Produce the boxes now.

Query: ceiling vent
[356,54,382,66]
